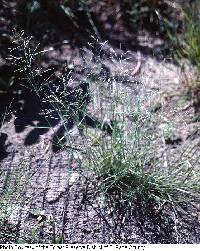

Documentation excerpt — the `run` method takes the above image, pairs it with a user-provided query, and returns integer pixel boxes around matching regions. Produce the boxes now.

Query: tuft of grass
[175,1,200,106]
[176,1,200,66]
[85,100,200,207]
[37,37,200,210]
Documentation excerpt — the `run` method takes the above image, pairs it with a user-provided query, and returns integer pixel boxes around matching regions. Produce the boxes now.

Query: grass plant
[175,1,200,104]
[84,89,200,207]
[7,31,200,243]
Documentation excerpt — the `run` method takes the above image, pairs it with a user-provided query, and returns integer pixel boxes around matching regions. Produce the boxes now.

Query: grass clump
[39,37,200,212]
[176,1,200,66]
[85,102,200,208]
[77,40,200,208]
[175,1,200,108]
